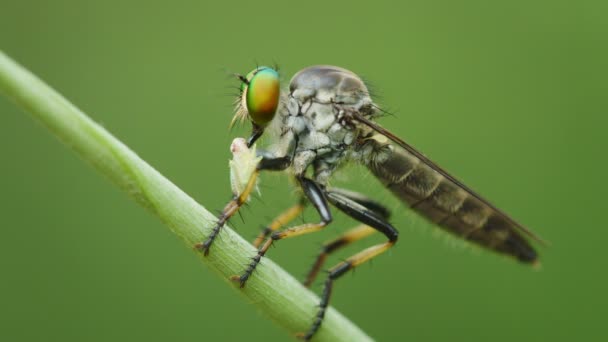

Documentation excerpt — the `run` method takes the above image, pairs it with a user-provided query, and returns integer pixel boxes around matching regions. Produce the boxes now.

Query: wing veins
[352,112,546,245]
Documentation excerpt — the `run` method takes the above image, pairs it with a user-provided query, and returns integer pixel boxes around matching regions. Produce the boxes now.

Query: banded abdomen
[367,140,538,263]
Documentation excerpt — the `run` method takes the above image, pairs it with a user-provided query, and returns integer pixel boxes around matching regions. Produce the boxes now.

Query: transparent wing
[353,112,543,262]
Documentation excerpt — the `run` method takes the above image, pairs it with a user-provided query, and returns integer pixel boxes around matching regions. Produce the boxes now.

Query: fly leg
[303,189,391,287]
[252,198,306,248]
[194,155,291,256]
[326,188,391,219]
[299,190,399,341]
[231,176,332,288]
[194,168,259,256]
[303,224,375,288]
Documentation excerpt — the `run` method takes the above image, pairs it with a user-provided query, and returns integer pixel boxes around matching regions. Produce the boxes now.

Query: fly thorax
[275,65,377,182]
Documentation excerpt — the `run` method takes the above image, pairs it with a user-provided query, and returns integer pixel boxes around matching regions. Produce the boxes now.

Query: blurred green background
[1,0,607,341]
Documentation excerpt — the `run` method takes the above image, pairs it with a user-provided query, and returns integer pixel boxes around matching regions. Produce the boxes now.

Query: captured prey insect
[195,65,543,340]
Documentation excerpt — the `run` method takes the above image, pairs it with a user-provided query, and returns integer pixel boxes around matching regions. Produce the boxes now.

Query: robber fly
[195,65,543,340]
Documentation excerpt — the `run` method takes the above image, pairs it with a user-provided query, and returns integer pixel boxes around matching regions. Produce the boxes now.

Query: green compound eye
[242,67,280,126]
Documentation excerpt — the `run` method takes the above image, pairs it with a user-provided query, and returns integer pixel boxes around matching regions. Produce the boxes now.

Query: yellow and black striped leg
[195,154,292,256]
[252,199,306,248]
[194,169,260,256]
[301,241,396,340]
[303,224,376,287]
[304,189,391,287]
[231,177,333,288]
[300,190,399,341]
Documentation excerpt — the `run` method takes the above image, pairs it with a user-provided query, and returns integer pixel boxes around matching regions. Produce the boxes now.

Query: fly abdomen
[368,142,537,263]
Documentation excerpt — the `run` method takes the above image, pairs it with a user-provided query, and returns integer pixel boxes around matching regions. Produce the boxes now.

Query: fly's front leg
[252,143,304,247]
[194,151,291,256]
[231,176,333,288]
[299,190,399,341]
[194,168,259,256]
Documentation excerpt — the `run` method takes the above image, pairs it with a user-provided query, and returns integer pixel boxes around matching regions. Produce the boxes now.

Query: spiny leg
[252,198,306,248]
[194,169,259,255]
[304,189,391,287]
[195,155,292,256]
[300,190,399,341]
[302,241,396,341]
[231,176,333,288]
[303,224,376,288]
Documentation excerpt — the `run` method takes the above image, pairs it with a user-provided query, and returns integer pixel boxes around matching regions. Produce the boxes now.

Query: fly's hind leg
[303,224,376,288]
[299,190,398,341]
[303,189,391,287]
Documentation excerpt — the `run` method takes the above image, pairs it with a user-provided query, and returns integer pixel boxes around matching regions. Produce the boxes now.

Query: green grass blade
[0,50,372,342]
